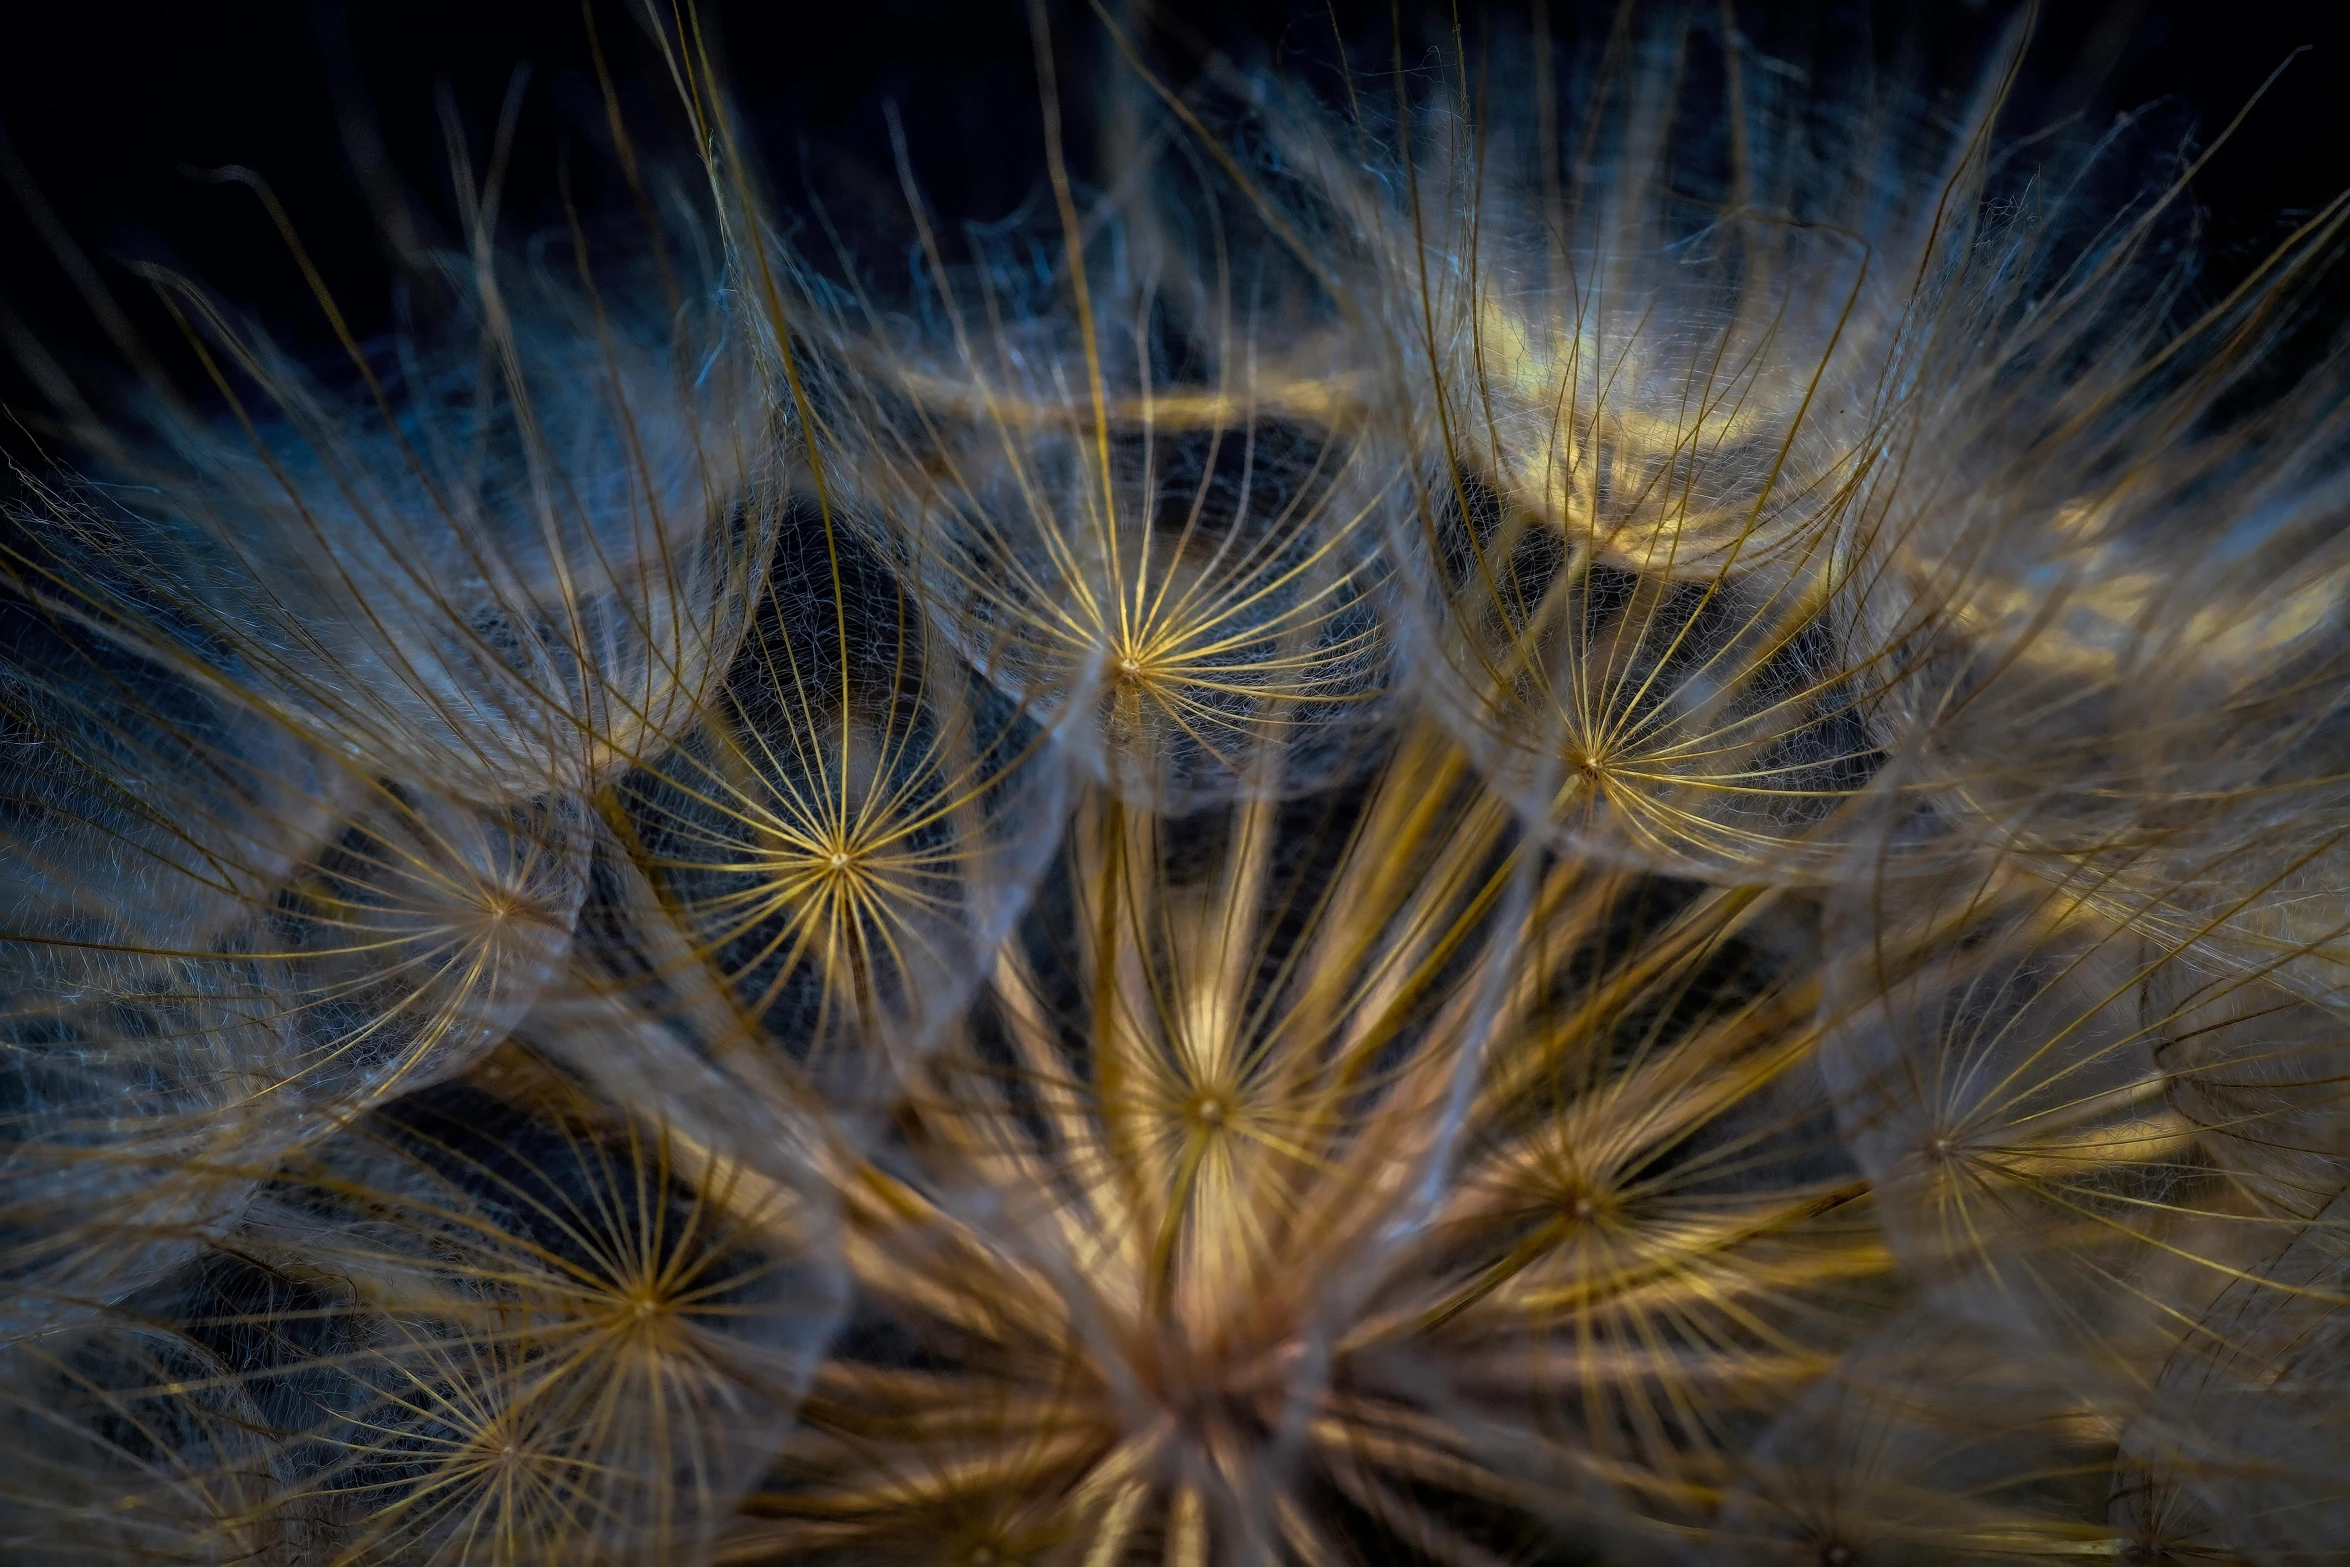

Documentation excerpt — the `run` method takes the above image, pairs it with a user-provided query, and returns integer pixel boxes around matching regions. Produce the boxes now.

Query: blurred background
[0,0,2341,428]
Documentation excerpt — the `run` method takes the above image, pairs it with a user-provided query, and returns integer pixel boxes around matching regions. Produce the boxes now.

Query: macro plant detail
[3,2,2350,1564]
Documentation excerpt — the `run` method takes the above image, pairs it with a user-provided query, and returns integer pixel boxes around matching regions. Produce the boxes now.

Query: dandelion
[5,2,2350,1563]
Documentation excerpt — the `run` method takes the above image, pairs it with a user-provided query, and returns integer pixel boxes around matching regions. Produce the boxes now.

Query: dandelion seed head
[8,2,2350,1562]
